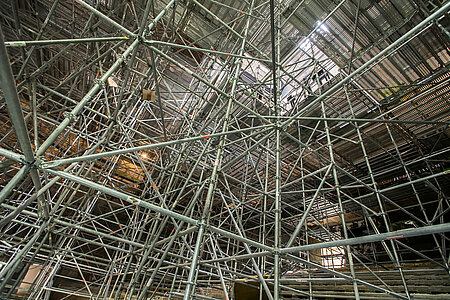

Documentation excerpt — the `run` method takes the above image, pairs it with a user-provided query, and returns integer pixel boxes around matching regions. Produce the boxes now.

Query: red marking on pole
[152,183,157,189]
[203,135,211,139]
[226,53,231,56]
[212,47,215,51]
[181,163,184,166]
[110,231,114,234]
[171,228,175,233]
[240,10,244,14]
[387,236,404,240]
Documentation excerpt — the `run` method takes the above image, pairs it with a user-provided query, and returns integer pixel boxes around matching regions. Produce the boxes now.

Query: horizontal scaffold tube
[42,124,274,168]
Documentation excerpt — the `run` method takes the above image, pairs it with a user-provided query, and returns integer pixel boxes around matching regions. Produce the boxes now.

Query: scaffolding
[0,0,449,299]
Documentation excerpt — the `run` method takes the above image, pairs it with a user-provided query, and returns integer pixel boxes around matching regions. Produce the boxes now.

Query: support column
[0,26,48,218]
[270,0,282,298]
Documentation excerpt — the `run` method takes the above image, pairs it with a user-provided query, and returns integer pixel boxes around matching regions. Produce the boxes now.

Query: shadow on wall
[235,281,272,300]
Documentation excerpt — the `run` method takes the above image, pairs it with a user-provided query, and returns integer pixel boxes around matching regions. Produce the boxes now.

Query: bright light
[141,153,148,159]
[299,38,310,50]
[316,21,329,33]
[321,247,345,269]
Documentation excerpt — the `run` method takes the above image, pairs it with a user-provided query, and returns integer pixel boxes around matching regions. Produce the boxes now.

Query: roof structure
[0,0,449,299]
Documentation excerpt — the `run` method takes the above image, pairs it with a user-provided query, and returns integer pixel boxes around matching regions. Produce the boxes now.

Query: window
[321,247,345,269]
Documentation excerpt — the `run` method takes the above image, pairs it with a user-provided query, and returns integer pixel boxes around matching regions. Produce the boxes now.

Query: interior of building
[0,0,449,299]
